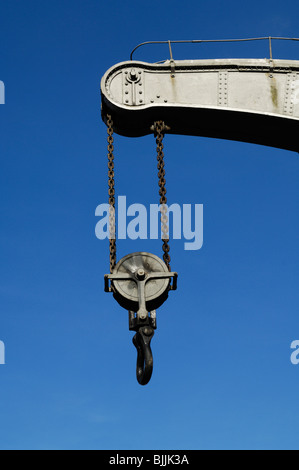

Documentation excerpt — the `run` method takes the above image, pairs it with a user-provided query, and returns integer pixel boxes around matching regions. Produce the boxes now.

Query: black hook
[132,326,155,386]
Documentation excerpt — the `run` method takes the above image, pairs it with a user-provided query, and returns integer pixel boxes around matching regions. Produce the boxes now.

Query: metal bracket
[168,40,176,78]
[105,270,177,320]
[129,309,157,331]
[122,68,144,106]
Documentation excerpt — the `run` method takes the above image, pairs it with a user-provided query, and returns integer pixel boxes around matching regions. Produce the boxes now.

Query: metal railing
[130,37,299,61]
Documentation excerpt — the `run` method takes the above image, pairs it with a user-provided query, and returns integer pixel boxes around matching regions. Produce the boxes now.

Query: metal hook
[132,326,155,386]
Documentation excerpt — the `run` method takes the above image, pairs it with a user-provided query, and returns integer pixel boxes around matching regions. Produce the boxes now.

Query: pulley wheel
[112,252,170,312]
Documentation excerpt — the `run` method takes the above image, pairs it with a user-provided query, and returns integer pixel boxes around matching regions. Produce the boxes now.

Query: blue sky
[0,0,298,450]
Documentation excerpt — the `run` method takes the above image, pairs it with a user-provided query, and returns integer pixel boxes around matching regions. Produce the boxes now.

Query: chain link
[107,114,117,273]
[153,121,171,271]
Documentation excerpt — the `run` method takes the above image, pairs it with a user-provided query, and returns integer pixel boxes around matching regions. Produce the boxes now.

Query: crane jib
[101,58,299,153]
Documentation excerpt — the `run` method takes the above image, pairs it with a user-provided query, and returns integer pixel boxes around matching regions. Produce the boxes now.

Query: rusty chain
[106,116,171,273]
[107,114,117,273]
[153,121,171,271]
